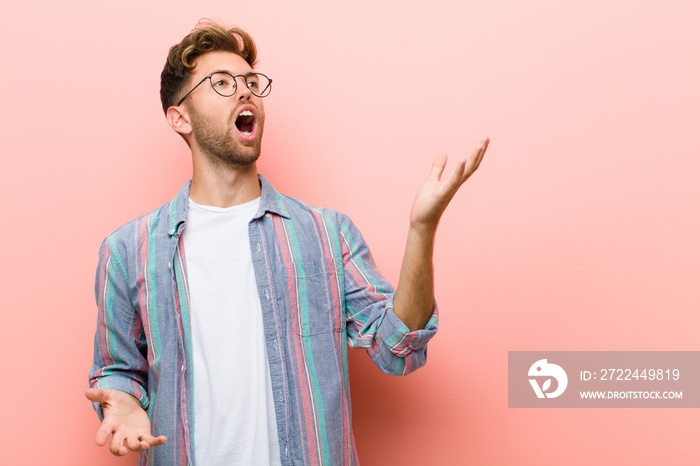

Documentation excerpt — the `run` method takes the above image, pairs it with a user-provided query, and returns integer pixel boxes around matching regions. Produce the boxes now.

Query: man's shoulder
[100,198,178,253]
[277,192,349,225]
[111,201,172,234]
[103,181,189,245]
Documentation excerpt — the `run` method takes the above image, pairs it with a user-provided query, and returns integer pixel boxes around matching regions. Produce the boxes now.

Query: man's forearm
[392,139,489,332]
[392,225,437,332]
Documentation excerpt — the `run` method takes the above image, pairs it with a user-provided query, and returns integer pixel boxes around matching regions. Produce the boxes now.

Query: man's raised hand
[85,388,167,456]
[409,137,489,234]
[392,137,490,331]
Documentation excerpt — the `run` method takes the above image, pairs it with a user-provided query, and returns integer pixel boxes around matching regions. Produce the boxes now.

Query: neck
[190,157,261,208]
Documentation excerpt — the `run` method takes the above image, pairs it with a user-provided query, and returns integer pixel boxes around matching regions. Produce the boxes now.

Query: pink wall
[2,1,699,464]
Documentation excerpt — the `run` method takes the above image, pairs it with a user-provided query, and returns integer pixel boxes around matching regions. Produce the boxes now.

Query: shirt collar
[256,173,290,219]
[167,174,290,237]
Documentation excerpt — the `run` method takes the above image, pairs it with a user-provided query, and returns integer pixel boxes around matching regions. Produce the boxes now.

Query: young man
[86,22,489,465]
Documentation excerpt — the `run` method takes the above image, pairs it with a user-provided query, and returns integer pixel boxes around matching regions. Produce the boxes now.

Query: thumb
[85,388,109,404]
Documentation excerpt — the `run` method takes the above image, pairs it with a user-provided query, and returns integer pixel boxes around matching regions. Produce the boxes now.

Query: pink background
[2,1,699,464]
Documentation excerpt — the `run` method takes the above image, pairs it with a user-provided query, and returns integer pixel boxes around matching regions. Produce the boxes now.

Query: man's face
[184,51,265,167]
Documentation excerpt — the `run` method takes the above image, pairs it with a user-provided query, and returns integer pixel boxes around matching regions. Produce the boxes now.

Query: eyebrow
[211,69,257,77]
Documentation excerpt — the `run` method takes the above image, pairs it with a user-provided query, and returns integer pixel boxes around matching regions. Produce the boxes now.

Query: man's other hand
[85,388,168,456]
[410,137,489,234]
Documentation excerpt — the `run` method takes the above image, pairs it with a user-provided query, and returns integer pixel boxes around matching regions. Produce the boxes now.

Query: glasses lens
[210,72,236,97]
[208,72,272,98]
[247,73,272,97]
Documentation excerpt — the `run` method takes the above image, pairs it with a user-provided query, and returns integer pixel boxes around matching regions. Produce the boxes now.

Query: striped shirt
[89,175,438,465]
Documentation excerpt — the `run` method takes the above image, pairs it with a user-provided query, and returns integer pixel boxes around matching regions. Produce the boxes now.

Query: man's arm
[393,138,489,331]
[87,235,168,455]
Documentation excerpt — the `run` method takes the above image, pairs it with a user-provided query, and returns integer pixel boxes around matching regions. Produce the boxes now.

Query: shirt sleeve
[88,235,150,420]
[336,212,439,376]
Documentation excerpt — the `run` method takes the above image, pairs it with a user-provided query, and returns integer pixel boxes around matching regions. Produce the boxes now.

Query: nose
[236,76,252,101]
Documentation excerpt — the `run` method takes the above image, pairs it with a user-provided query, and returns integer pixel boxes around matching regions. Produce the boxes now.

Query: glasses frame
[176,71,272,106]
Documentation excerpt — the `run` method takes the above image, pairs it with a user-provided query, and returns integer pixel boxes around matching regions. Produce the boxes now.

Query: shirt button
[264,290,270,300]
[168,262,172,270]
[265,213,271,218]
[257,242,261,252]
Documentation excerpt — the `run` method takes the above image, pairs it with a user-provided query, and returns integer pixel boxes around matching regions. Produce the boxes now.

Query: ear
[166,105,193,137]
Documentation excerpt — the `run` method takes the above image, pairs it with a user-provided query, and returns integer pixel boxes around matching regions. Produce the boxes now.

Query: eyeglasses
[177,71,272,106]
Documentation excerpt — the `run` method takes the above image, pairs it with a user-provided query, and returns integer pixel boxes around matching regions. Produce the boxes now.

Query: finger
[144,434,168,447]
[475,137,489,165]
[95,419,115,447]
[432,161,466,202]
[110,432,128,456]
[469,138,488,167]
[126,435,144,452]
[126,434,168,452]
[429,153,448,181]
[447,159,468,191]
[461,137,490,183]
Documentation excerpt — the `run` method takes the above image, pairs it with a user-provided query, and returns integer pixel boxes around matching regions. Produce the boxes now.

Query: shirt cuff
[90,375,149,421]
[378,301,439,358]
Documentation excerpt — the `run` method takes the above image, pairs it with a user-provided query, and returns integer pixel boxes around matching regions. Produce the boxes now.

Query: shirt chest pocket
[284,257,345,336]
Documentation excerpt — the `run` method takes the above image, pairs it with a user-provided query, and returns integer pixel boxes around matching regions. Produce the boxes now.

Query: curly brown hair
[160,21,258,113]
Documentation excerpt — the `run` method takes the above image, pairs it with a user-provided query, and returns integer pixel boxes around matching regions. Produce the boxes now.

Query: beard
[189,106,263,168]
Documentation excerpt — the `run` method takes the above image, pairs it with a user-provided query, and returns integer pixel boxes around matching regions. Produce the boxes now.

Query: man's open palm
[410,138,489,232]
[85,388,167,456]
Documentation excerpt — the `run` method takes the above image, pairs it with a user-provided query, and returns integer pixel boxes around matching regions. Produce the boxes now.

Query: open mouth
[235,110,255,136]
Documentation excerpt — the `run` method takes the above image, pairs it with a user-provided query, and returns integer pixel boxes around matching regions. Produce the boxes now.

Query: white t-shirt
[183,197,280,466]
